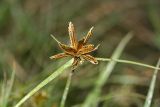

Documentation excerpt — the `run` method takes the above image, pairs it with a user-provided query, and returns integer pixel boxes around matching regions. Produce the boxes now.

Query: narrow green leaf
[144,58,160,107]
[3,64,15,107]
[82,32,133,107]
[60,71,73,107]
[14,59,72,107]
[97,58,160,70]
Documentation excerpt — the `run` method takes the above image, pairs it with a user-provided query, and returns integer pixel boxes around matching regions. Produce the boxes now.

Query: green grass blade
[3,64,15,107]
[82,32,133,107]
[143,58,160,107]
[60,71,73,107]
[14,59,72,107]
[1,73,6,107]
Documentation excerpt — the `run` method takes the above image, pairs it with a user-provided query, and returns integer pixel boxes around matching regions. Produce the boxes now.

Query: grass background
[0,0,160,107]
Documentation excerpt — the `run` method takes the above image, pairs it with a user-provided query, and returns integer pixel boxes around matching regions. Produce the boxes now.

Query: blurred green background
[0,0,160,107]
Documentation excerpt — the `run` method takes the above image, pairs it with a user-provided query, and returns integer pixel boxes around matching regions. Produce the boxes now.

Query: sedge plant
[14,22,160,107]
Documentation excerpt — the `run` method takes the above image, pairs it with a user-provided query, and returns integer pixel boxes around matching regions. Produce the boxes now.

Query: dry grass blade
[82,32,133,107]
[143,58,160,107]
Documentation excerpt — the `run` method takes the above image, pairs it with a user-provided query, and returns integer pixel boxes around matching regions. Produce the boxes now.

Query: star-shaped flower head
[50,22,99,69]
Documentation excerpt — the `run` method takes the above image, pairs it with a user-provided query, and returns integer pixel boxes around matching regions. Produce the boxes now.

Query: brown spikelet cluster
[50,22,99,69]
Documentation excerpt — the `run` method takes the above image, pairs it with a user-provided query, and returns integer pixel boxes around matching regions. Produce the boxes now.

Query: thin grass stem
[143,58,160,107]
[60,71,73,107]
[96,58,160,70]
[4,63,15,107]
[1,72,6,107]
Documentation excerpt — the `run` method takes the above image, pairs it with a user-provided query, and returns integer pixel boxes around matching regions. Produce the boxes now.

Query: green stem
[144,58,160,107]
[4,65,15,107]
[14,60,72,107]
[60,71,73,107]
[97,58,160,70]
[82,32,133,107]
